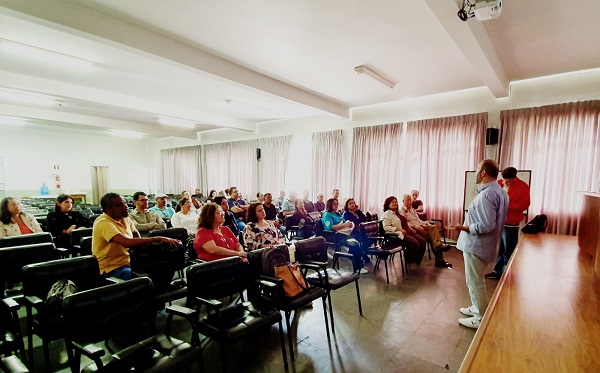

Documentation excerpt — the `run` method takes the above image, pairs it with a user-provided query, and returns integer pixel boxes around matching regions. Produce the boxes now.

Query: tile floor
[23,247,500,372]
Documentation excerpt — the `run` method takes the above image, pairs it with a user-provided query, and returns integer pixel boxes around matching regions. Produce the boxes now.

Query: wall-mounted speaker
[256,148,261,160]
[486,128,499,145]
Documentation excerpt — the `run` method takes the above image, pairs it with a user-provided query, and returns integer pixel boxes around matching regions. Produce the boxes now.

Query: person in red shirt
[486,167,530,279]
[194,202,247,262]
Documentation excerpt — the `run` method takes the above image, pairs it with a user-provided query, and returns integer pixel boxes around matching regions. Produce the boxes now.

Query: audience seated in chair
[227,186,248,232]
[411,189,427,220]
[400,194,452,268]
[321,198,367,274]
[281,191,297,217]
[171,197,199,236]
[92,192,182,281]
[193,202,247,262]
[130,191,167,236]
[149,192,175,223]
[314,193,325,212]
[381,196,427,270]
[302,190,316,213]
[342,198,370,263]
[0,197,43,238]
[46,194,91,252]
[213,196,240,237]
[243,203,286,250]
[288,199,315,239]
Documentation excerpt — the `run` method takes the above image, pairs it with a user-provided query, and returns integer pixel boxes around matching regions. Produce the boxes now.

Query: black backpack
[521,214,548,234]
[261,245,289,277]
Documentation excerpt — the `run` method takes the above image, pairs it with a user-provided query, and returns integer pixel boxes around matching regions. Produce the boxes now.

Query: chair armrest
[104,276,123,284]
[298,262,327,286]
[2,297,20,311]
[71,341,105,360]
[24,295,44,311]
[165,304,196,320]
[301,261,327,269]
[195,296,222,310]
[333,252,354,261]
[254,278,278,290]
[259,275,283,285]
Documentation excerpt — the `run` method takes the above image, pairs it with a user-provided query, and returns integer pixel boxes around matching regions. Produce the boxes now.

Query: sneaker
[459,305,478,316]
[485,272,501,280]
[358,267,369,274]
[458,316,481,329]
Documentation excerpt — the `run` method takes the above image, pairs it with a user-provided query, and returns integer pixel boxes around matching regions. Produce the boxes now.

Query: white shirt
[171,211,200,235]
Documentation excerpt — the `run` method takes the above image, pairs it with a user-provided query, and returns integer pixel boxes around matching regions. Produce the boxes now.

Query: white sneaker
[459,305,478,316]
[458,316,481,329]
[358,267,369,274]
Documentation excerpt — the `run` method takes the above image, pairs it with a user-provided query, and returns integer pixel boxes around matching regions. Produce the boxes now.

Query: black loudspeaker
[486,128,499,145]
[256,148,261,160]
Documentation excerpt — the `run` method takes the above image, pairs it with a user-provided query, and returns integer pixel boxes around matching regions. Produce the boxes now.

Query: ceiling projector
[458,0,503,22]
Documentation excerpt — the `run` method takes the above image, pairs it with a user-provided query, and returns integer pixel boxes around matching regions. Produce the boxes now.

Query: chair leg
[384,257,390,284]
[220,344,228,373]
[321,296,331,340]
[400,251,406,277]
[427,243,432,260]
[285,311,294,362]
[43,340,52,373]
[354,281,363,315]
[327,292,335,333]
[278,319,289,371]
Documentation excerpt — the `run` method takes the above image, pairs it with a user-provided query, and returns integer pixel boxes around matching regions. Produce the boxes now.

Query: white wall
[0,125,153,203]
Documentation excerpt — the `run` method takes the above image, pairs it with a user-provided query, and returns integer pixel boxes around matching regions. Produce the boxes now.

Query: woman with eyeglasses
[0,197,43,237]
[194,202,246,262]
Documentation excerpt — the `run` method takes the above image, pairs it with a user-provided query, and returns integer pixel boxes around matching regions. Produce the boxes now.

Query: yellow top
[92,213,137,274]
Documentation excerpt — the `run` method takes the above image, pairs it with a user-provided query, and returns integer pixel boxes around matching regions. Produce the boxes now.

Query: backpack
[521,214,548,234]
[261,245,290,277]
[44,279,77,323]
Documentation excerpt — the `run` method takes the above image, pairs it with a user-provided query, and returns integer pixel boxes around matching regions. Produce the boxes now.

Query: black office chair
[294,236,363,331]
[78,236,92,256]
[246,246,329,362]
[0,232,53,248]
[21,255,103,372]
[166,257,288,372]
[0,297,26,367]
[0,355,29,373]
[149,228,190,279]
[359,221,405,283]
[69,227,93,257]
[62,277,202,373]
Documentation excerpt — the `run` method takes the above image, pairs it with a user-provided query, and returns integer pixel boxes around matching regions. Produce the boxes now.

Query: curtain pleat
[312,130,343,201]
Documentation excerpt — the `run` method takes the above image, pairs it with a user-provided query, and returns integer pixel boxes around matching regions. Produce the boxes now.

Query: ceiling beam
[0,103,201,139]
[0,0,350,118]
[424,0,509,98]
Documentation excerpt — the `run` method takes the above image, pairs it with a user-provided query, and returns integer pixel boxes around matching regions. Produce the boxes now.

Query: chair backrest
[22,255,101,301]
[129,242,185,290]
[185,257,248,306]
[314,219,324,236]
[62,277,156,344]
[246,247,268,278]
[294,237,327,263]
[70,228,94,247]
[0,243,58,287]
[79,236,92,256]
[360,221,379,238]
[149,227,189,243]
[0,232,53,248]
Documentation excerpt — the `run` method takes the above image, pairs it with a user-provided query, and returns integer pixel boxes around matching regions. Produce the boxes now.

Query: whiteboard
[463,170,531,212]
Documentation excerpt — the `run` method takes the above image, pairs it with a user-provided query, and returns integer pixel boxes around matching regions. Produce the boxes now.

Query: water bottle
[289,243,296,262]
[40,183,49,195]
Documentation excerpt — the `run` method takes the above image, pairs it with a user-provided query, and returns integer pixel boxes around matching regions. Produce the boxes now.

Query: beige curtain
[312,130,343,201]
[406,113,487,238]
[160,145,203,194]
[351,123,405,214]
[204,139,257,198]
[499,101,600,235]
[258,135,293,196]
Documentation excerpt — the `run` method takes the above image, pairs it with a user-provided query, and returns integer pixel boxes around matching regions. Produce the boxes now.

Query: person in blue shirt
[451,160,509,330]
[322,198,368,274]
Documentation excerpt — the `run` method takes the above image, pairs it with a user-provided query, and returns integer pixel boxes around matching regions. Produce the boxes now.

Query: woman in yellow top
[0,197,43,237]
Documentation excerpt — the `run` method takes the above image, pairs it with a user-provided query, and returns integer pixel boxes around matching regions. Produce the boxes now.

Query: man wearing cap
[149,193,176,222]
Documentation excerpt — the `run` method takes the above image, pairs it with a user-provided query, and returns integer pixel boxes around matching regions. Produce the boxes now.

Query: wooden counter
[459,234,600,372]
[578,192,600,274]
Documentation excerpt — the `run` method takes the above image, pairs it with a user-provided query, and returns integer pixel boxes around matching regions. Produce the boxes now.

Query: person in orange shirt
[485,167,530,279]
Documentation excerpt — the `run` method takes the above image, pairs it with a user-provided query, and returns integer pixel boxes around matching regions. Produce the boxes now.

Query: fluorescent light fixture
[157,116,197,129]
[354,65,396,89]
[0,115,27,126]
[0,38,95,71]
[0,88,56,107]
[109,129,144,138]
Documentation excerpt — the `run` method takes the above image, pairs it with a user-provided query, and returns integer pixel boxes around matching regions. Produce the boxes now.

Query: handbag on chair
[274,263,309,297]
